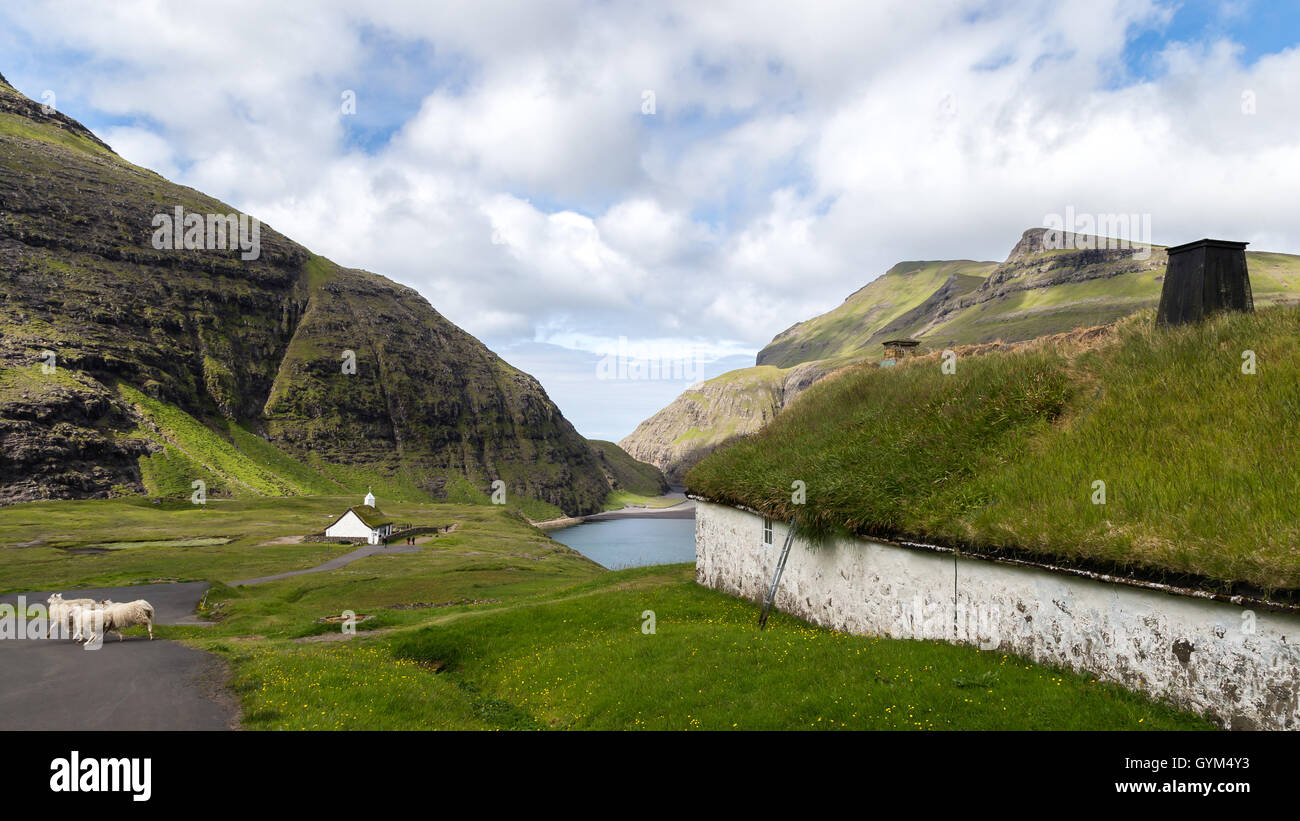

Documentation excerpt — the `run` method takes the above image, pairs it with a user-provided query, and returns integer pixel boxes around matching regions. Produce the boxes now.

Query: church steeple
[364,488,376,507]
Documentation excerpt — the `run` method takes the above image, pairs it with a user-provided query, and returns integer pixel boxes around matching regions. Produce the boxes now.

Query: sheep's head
[47,593,63,605]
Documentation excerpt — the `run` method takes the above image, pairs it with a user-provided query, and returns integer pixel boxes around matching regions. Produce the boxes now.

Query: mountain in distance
[621,227,1300,481]
[0,70,629,515]
[588,439,670,497]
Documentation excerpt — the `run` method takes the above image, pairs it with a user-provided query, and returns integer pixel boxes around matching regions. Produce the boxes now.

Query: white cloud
[99,126,180,179]
[3,0,1299,434]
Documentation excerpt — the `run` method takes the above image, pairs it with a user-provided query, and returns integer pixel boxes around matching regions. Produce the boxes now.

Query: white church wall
[325,510,374,540]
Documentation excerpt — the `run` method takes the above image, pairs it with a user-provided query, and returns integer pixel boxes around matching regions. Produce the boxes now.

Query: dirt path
[230,542,421,587]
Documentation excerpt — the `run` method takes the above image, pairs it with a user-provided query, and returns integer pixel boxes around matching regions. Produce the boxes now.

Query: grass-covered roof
[687,305,1300,593]
[349,504,392,528]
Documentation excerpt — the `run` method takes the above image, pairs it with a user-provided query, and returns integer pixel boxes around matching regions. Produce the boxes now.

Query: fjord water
[548,517,696,569]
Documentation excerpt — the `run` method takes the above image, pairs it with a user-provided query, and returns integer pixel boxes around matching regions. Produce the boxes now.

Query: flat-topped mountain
[623,228,1300,480]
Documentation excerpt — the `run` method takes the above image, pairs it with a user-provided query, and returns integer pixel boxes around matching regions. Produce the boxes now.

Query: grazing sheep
[45,594,96,639]
[87,599,155,643]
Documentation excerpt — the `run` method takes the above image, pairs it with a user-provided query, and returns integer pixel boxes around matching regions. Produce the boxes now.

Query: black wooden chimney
[1156,239,1253,326]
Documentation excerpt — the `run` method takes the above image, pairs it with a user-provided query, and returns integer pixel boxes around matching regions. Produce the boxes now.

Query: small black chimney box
[1156,239,1252,326]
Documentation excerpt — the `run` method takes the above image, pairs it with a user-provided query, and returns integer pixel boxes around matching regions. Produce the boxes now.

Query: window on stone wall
[763,516,773,545]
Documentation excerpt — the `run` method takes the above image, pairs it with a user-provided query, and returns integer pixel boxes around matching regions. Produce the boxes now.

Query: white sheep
[67,603,100,643]
[45,594,96,639]
[85,599,155,643]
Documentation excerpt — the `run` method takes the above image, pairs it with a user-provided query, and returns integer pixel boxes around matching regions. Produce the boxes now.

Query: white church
[324,491,395,544]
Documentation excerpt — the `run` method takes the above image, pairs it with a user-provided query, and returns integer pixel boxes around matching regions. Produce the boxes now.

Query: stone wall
[382,525,446,544]
[695,500,1300,730]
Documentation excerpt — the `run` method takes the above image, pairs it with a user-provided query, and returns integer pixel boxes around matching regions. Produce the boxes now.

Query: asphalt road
[0,582,237,730]
[0,581,213,625]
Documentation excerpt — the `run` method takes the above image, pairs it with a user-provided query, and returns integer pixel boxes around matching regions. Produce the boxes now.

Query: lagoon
[548,516,696,570]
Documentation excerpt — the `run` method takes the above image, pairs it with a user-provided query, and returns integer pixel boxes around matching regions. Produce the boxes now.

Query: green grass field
[217,565,1210,730]
[0,495,1214,730]
[688,305,1300,592]
[602,490,684,510]
[0,496,590,595]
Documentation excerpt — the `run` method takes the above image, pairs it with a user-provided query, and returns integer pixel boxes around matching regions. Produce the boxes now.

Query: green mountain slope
[761,228,1300,367]
[619,362,828,483]
[0,73,610,514]
[588,439,668,496]
[624,228,1300,480]
[757,259,997,367]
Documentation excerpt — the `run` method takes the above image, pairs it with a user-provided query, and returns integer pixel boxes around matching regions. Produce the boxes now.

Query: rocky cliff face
[0,77,610,513]
[618,360,828,483]
[977,227,1166,299]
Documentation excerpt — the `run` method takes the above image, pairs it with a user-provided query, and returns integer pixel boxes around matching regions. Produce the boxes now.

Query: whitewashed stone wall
[695,500,1300,730]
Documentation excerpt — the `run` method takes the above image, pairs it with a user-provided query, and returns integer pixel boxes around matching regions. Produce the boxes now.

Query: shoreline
[533,498,696,530]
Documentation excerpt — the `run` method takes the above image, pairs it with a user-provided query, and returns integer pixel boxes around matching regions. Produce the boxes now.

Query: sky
[2,0,1299,440]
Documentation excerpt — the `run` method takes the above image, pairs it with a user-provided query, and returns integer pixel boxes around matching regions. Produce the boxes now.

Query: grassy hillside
[760,233,1300,369]
[0,74,612,515]
[619,364,804,483]
[588,439,668,496]
[688,304,1300,592]
[119,381,569,522]
[758,259,997,367]
[122,383,328,498]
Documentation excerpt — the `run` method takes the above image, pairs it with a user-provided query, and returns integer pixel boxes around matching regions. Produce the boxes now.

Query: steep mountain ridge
[0,76,611,513]
[619,360,828,483]
[623,228,1300,479]
[758,259,997,367]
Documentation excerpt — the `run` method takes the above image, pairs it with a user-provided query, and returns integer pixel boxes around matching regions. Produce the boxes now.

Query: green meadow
[0,496,1211,730]
[214,564,1210,731]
